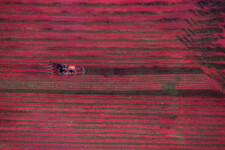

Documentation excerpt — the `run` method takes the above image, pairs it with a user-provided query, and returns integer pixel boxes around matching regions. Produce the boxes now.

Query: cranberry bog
[0,0,225,149]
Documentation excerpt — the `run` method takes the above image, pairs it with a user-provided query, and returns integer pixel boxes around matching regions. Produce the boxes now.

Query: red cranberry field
[0,0,224,149]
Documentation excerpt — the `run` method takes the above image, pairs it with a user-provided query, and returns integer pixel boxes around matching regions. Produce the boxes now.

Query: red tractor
[50,63,85,75]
